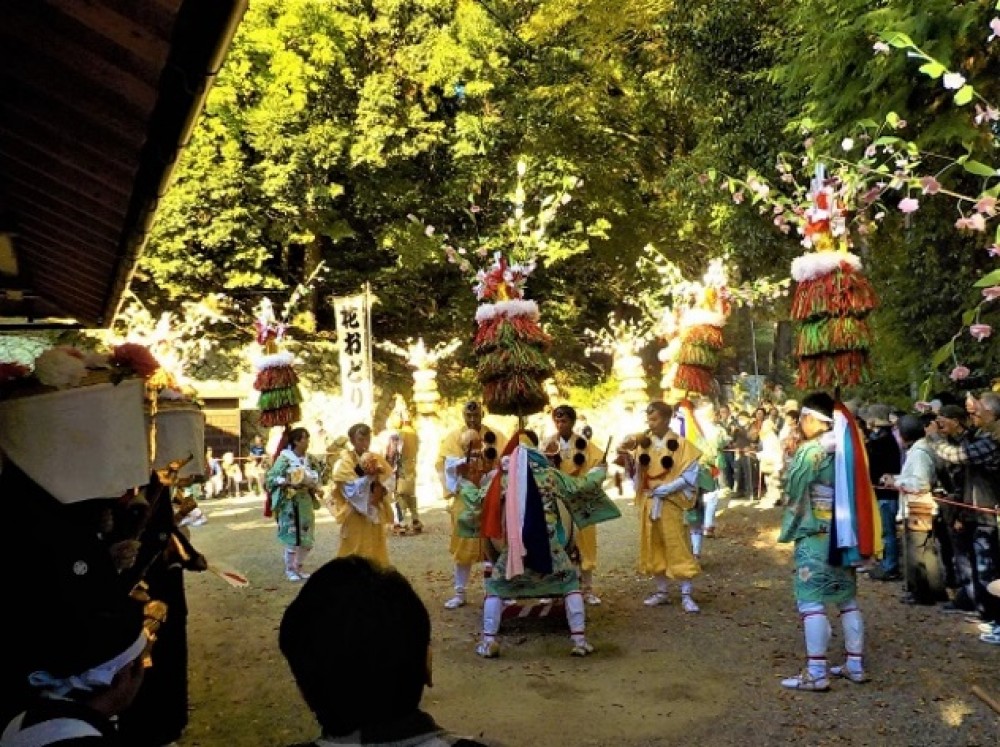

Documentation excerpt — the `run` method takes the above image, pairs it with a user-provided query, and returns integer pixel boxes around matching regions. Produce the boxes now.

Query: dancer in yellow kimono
[617,400,703,612]
[331,423,395,566]
[435,401,507,609]
[541,404,607,605]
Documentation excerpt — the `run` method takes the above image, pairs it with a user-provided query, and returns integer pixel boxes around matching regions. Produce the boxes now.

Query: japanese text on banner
[333,294,373,423]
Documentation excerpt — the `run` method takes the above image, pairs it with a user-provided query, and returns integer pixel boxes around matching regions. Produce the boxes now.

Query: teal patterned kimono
[267,451,321,550]
[778,438,857,604]
[457,450,621,598]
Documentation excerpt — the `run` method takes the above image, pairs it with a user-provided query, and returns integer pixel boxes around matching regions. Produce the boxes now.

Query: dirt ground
[176,489,999,747]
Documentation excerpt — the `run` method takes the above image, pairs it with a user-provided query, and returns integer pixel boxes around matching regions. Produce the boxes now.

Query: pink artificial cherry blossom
[950,365,971,381]
[919,176,941,195]
[969,323,993,341]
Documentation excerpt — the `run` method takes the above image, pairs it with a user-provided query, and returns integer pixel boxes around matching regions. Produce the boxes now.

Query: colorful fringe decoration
[796,351,871,390]
[791,265,879,321]
[474,314,551,352]
[483,375,550,416]
[252,313,305,429]
[791,174,879,389]
[660,260,731,397]
[670,365,714,396]
[476,344,551,382]
[471,256,554,417]
[677,343,719,369]
[681,325,724,348]
[795,318,872,357]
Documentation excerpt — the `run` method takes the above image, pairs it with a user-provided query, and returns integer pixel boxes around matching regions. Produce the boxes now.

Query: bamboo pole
[971,685,1000,716]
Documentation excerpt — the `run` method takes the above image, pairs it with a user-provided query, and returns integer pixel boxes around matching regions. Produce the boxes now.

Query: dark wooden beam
[0,129,135,199]
[41,0,173,63]
[0,146,133,214]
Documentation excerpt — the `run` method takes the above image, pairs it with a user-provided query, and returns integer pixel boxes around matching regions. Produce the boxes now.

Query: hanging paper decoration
[791,167,878,388]
[252,298,303,427]
[659,259,731,396]
[473,255,553,416]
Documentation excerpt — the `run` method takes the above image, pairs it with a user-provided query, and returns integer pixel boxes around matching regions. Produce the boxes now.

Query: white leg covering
[565,591,586,637]
[703,490,719,530]
[680,580,693,596]
[690,530,703,557]
[579,569,594,591]
[798,601,831,679]
[454,563,471,594]
[483,595,503,636]
[284,548,297,574]
[655,574,669,594]
[838,599,865,673]
[295,546,311,572]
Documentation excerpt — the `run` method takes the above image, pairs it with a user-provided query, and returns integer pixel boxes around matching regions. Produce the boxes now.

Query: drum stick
[601,436,613,463]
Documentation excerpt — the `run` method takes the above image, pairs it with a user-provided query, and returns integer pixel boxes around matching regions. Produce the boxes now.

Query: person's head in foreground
[6,597,149,738]
[280,556,493,745]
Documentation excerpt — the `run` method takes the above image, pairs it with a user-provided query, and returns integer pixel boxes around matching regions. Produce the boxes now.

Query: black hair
[552,405,577,422]
[347,423,371,441]
[288,427,310,448]
[279,556,431,736]
[897,414,927,444]
[801,391,835,420]
[645,401,673,420]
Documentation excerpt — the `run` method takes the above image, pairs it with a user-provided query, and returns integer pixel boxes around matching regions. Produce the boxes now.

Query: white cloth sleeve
[381,473,397,496]
[650,461,700,499]
[444,456,469,495]
[342,475,373,515]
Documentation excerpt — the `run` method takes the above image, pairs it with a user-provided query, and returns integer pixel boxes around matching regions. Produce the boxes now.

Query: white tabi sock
[284,548,297,574]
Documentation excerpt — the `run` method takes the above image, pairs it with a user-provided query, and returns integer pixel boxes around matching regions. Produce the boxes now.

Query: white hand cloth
[444,456,469,495]
[650,497,664,521]
[342,475,380,523]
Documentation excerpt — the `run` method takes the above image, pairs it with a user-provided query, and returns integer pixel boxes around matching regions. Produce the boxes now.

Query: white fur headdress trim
[680,309,727,329]
[254,350,295,371]
[475,299,540,323]
[791,252,863,282]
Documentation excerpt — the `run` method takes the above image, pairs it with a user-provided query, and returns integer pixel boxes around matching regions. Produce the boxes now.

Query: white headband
[27,630,147,699]
[801,406,834,423]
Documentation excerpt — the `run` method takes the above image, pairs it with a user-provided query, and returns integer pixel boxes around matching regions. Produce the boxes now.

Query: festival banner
[333,289,373,424]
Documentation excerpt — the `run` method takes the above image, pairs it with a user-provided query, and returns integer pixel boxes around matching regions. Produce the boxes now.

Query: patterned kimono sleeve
[266,455,292,512]
[455,481,486,538]
[777,442,825,543]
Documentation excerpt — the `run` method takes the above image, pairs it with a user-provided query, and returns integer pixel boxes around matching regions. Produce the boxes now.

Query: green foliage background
[134,0,1000,401]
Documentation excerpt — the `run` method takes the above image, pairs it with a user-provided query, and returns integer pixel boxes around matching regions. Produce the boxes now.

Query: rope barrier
[931,495,1000,517]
